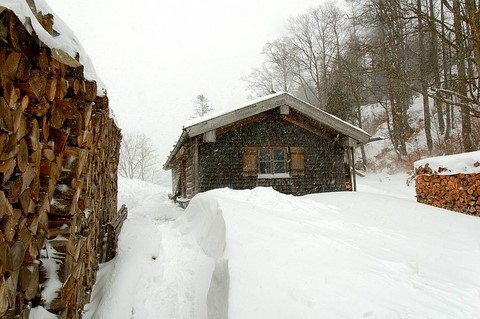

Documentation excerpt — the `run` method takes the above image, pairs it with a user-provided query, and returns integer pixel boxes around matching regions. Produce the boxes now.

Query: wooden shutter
[290,147,305,177]
[242,147,258,177]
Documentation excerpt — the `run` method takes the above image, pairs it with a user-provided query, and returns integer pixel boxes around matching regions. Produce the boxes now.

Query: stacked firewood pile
[0,7,121,319]
[415,164,480,217]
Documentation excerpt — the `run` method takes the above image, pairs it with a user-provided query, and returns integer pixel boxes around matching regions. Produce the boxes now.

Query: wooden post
[351,146,357,192]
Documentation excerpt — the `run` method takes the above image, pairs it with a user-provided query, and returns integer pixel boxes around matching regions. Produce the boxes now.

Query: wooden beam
[279,105,289,115]
[283,94,370,143]
[186,97,286,137]
[216,113,267,137]
[193,138,199,195]
[203,130,216,143]
[279,114,331,140]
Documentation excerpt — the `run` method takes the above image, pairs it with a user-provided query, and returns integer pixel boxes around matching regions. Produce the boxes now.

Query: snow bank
[0,0,105,95]
[415,150,480,175]
[195,187,480,318]
[172,193,229,318]
[173,193,226,258]
[83,177,480,319]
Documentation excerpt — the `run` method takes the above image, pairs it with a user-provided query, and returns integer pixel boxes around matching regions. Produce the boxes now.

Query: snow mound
[81,179,480,318]
[173,192,226,259]
[192,187,480,318]
[415,150,480,175]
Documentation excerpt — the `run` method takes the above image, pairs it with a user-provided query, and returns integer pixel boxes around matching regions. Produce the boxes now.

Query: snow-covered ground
[78,174,480,319]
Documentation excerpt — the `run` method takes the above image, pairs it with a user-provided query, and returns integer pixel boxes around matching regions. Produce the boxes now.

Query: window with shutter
[243,146,304,178]
[290,147,305,177]
[242,147,258,177]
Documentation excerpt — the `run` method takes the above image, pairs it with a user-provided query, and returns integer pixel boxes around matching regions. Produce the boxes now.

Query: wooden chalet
[164,92,370,202]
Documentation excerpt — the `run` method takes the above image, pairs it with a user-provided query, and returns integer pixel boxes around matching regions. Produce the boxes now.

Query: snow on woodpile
[415,150,480,175]
[0,0,106,96]
[414,151,480,216]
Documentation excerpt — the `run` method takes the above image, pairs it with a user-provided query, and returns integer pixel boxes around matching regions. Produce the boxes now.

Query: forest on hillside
[243,0,480,169]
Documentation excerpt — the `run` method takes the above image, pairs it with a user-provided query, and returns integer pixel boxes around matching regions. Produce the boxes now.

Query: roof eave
[185,94,288,138]
[163,130,189,170]
[282,94,371,143]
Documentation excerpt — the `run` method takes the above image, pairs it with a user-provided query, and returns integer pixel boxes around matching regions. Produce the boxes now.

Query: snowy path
[82,175,480,319]
[83,180,184,318]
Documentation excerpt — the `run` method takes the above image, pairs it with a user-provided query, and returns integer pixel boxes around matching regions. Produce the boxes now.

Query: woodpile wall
[415,166,480,216]
[0,8,121,318]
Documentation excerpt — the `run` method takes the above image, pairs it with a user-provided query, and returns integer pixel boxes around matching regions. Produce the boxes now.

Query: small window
[257,148,287,175]
[242,146,304,178]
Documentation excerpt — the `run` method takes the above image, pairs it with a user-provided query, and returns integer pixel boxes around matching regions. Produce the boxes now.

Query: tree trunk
[428,0,444,135]
[441,0,452,139]
[417,0,433,153]
[453,0,474,151]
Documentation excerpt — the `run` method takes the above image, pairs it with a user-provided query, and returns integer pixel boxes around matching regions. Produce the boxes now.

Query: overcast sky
[48,0,324,160]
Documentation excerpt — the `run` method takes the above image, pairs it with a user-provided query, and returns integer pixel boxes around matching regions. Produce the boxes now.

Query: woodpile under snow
[0,5,121,318]
[415,152,480,217]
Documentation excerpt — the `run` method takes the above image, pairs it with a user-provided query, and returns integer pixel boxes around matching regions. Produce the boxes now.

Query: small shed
[164,92,370,202]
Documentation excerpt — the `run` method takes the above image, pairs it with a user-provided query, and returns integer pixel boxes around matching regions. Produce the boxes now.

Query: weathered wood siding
[179,143,197,199]
[185,153,195,198]
[197,110,346,195]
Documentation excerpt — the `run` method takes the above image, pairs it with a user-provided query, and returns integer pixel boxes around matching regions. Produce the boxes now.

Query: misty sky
[48,0,324,160]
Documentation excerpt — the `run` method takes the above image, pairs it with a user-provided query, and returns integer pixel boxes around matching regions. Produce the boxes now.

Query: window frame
[256,146,289,178]
[242,146,305,179]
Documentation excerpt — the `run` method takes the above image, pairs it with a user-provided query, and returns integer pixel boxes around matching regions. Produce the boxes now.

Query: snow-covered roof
[414,151,480,175]
[0,0,105,96]
[184,92,286,128]
[184,92,370,140]
[164,92,371,168]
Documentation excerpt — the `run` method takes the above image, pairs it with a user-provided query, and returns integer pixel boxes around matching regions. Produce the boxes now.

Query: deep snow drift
[177,188,480,318]
[50,176,480,318]
[78,175,480,319]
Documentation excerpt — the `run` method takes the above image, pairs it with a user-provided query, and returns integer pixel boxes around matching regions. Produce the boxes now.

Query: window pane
[258,149,270,162]
[259,161,271,174]
[273,149,285,161]
[273,161,286,173]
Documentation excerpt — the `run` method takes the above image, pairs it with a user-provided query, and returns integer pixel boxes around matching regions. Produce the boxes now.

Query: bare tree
[288,7,329,108]
[364,0,414,158]
[414,0,480,150]
[452,0,473,151]
[242,38,297,97]
[119,132,158,181]
[194,95,213,117]
[242,0,480,160]
[242,63,278,97]
[416,0,434,153]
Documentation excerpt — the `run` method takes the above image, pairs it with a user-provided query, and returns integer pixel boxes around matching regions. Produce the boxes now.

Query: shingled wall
[198,110,347,195]
[0,8,121,318]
